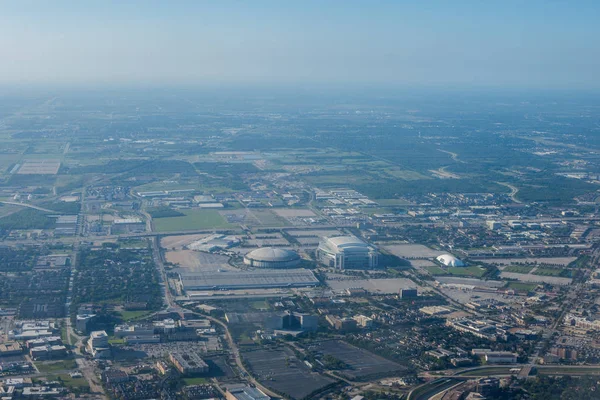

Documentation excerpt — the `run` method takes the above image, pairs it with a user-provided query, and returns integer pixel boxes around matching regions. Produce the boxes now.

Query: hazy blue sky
[1,1,599,88]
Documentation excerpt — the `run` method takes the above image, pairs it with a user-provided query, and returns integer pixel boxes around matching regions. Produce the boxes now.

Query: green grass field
[183,377,210,385]
[153,209,234,232]
[533,268,567,277]
[47,374,90,389]
[503,265,535,274]
[447,266,486,277]
[250,300,269,310]
[426,265,485,277]
[118,310,153,321]
[506,281,538,292]
[36,359,77,373]
[424,266,446,275]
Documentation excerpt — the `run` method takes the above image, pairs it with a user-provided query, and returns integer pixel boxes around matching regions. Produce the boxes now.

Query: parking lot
[309,340,406,380]
[242,347,336,399]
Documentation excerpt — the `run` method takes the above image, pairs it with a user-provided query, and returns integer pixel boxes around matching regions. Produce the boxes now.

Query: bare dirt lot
[161,234,211,249]
[166,250,234,272]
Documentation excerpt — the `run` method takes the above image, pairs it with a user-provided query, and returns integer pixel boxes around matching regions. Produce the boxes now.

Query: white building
[243,247,301,268]
[436,254,465,267]
[317,236,378,270]
[87,331,110,359]
[114,324,154,338]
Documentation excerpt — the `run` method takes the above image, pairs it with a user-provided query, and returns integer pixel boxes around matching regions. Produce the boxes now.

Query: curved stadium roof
[244,247,300,262]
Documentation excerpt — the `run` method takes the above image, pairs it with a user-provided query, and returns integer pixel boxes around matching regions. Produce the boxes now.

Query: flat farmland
[242,347,336,399]
[309,340,406,380]
[153,209,234,232]
[16,160,61,174]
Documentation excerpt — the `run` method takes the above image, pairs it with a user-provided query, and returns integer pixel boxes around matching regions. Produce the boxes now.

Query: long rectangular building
[180,268,319,290]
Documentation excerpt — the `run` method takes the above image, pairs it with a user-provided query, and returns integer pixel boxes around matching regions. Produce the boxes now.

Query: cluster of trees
[72,246,162,310]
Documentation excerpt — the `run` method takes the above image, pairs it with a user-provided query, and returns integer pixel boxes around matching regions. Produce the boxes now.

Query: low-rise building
[484,352,517,364]
[0,342,22,357]
[102,369,129,385]
[225,384,270,400]
[353,315,373,328]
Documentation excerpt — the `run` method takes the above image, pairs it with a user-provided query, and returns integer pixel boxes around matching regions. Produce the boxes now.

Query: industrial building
[179,269,319,290]
[316,236,378,270]
[243,247,301,268]
[399,288,418,299]
[436,254,465,267]
[225,384,270,400]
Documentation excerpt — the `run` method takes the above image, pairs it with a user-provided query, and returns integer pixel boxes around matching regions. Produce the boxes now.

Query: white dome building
[436,254,465,267]
[243,247,301,268]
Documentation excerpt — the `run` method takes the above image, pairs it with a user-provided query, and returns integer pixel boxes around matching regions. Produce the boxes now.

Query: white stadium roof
[436,254,465,267]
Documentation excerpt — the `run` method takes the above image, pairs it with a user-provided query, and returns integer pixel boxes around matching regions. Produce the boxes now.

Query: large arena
[243,247,301,268]
[317,236,378,270]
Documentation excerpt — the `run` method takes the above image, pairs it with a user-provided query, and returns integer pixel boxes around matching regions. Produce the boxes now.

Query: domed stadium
[436,254,465,267]
[243,247,301,268]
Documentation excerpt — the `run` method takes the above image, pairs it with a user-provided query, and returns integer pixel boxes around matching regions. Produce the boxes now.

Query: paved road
[0,200,56,213]
[199,313,280,398]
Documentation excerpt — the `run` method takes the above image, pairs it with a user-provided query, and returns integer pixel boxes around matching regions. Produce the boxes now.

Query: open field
[480,257,578,266]
[16,160,61,174]
[382,244,444,259]
[424,266,446,275]
[248,209,287,226]
[502,265,535,274]
[243,347,336,399]
[533,267,568,277]
[160,234,211,249]
[166,250,233,272]
[35,359,78,373]
[118,310,153,321]
[153,209,234,232]
[273,208,316,217]
[425,266,486,278]
[47,374,90,389]
[500,271,572,285]
[505,282,538,291]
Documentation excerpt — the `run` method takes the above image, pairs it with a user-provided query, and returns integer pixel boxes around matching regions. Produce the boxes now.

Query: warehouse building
[179,269,319,290]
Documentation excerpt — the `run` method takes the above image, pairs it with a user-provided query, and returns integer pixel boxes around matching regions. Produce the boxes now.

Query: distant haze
[1,0,599,89]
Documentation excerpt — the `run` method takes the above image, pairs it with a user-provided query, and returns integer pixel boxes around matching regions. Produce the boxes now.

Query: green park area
[505,282,538,292]
[153,209,234,232]
[503,265,535,274]
[533,267,568,277]
[35,359,77,373]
